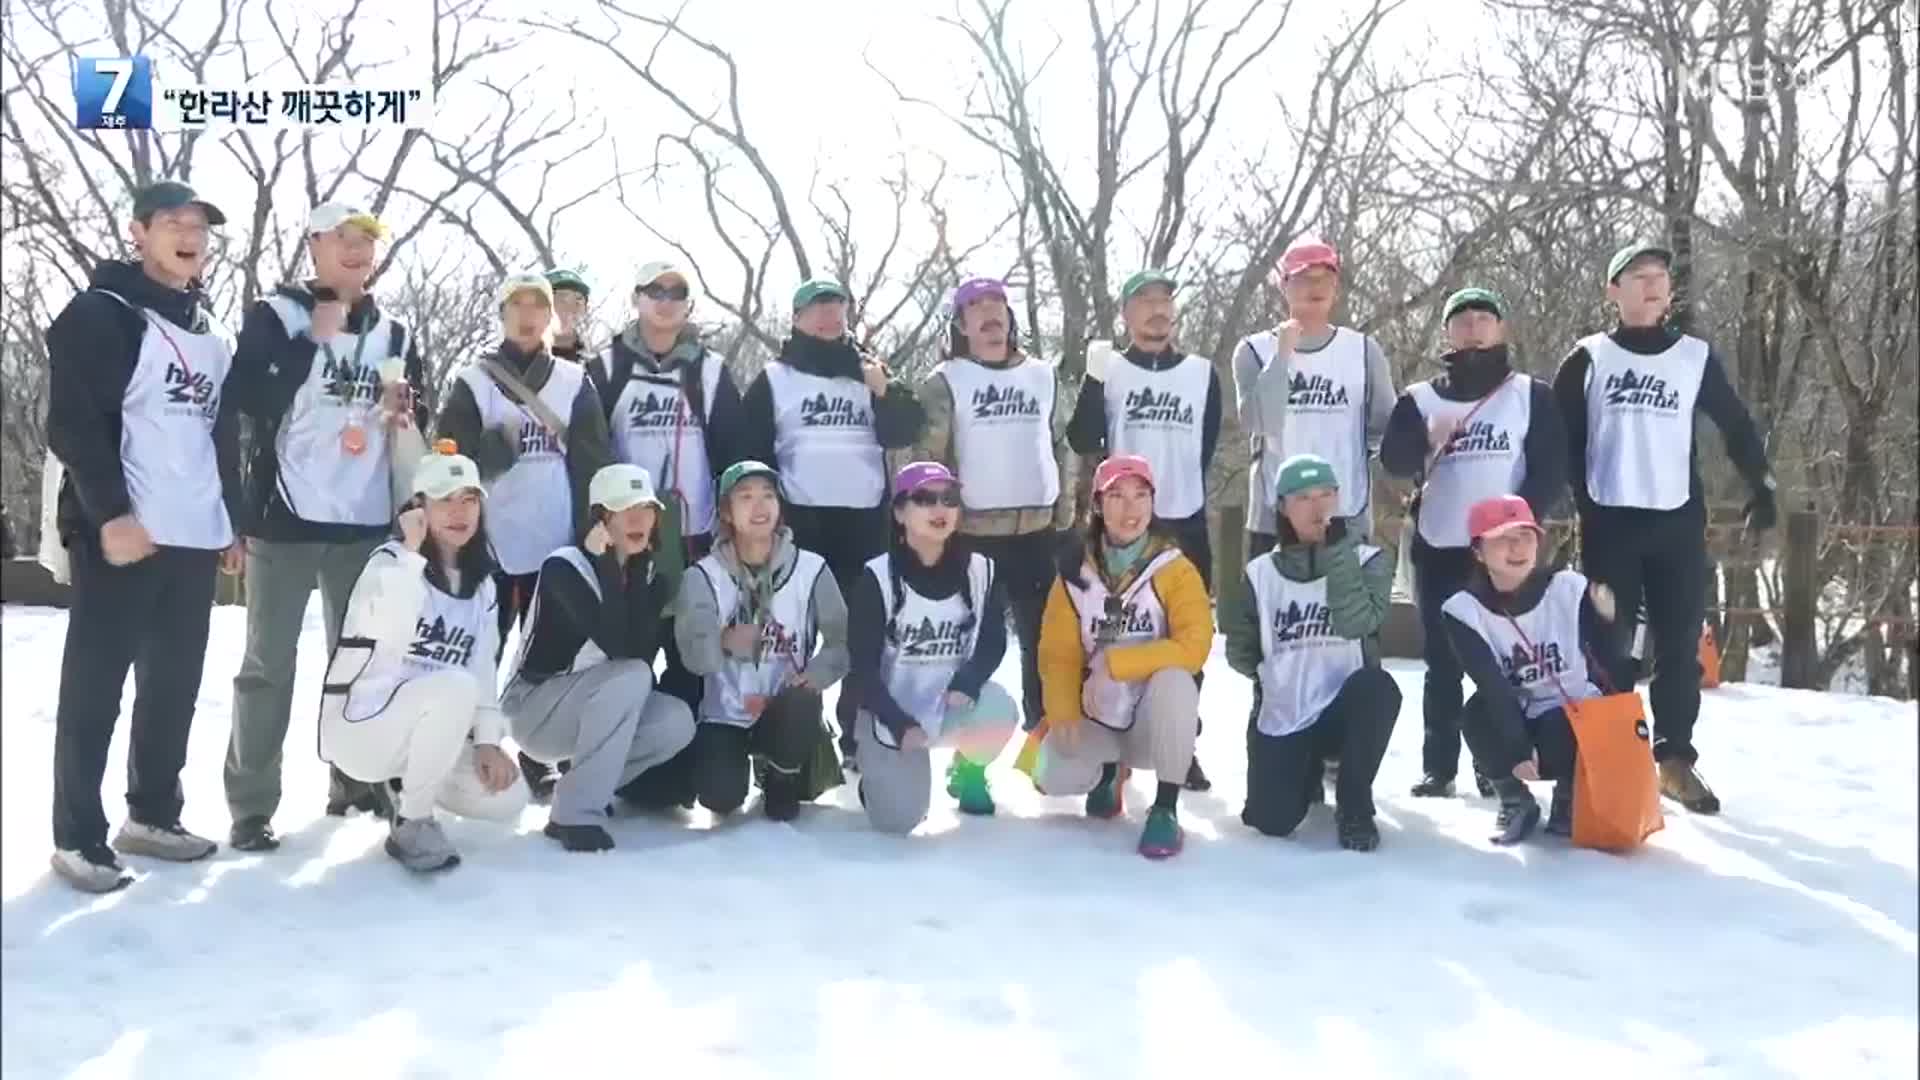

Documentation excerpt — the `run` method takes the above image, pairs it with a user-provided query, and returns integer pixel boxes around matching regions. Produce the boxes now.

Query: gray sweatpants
[502,659,696,827]
[226,534,384,821]
[1032,668,1200,796]
[857,683,1019,835]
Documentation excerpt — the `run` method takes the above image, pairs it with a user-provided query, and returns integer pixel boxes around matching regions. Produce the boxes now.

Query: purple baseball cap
[952,277,1008,312]
[893,461,960,498]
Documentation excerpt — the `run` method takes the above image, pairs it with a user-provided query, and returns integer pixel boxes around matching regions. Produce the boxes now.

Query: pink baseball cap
[1093,454,1156,495]
[1278,236,1341,280]
[1468,495,1544,542]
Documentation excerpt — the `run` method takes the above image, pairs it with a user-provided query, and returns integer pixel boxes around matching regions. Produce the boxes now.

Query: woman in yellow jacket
[1024,454,1213,858]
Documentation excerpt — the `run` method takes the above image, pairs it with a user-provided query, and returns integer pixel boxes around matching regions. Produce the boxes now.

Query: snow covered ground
[2,601,1915,1079]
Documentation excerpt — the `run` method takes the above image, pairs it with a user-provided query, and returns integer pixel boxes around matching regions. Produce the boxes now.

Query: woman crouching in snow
[319,445,529,873]
[848,462,1016,834]
[674,461,849,821]
[1441,495,1625,846]
[1027,455,1212,859]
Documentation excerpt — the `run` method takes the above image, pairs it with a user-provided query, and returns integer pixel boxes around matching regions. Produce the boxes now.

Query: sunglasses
[904,487,963,508]
[638,283,691,302]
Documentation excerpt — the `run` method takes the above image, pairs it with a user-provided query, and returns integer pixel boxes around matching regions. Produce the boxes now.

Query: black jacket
[46,260,243,549]
[589,325,745,509]
[739,332,925,468]
[432,340,613,547]
[228,283,429,541]
[1065,344,1225,512]
[1552,325,1773,520]
[514,543,673,684]
[846,543,1009,740]
[1379,344,1567,541]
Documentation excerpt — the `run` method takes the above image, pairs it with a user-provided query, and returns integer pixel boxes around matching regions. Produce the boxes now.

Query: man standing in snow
[1553,242,1776,815]
[740,279,924,765]
[1379,287,1565,800]
[1066,268,1222,791]
[912,276,1073,733]
[44,181,246,892]
[224,203,431,849]
[1231,237,1396,555]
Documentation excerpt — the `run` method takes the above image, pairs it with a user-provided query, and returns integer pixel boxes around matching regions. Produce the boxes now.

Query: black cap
[132,181,226,226]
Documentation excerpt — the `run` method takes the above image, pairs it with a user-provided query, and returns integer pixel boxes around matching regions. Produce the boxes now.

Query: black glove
[1744,487,1778,532]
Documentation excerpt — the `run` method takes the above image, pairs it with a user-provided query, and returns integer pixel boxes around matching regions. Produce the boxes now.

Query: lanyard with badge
[314,290,392,456]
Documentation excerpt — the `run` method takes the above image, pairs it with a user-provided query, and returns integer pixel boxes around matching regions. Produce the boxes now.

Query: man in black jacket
[1380,287,1565,799]
[1553,242,1777,814]
[44,181,245,893]
[224,202,430,849]
[740,278,923,764]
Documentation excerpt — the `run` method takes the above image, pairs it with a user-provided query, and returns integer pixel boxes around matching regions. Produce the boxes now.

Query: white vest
[1442,570,1601,719]
[1411,375,1531,548]
[1101,354,1210,518]
[1581,333,1707,511]
[506,547,610,685]
[335,541,498,724]
[106,291,234,550]
[693,548,828,727]
[1248,546,1381,737]
[265,295,404,527]
[765,362,887,508]
[938,359,1060,511]
[609,352,725,536]
[863,552,994,749]
[1065,548,1180,730]
[457,359,585,574]
[1280,328,1371,520]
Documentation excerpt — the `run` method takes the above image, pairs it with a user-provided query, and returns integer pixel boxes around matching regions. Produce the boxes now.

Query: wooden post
[1780,505,1819,689]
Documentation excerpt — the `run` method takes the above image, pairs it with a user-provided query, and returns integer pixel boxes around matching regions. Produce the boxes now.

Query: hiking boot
[762,775,802,822]
[1545,780,1575,837]
[946,757,995,816]
[1474,770,1496,798]
[543,821,615,852]
[1337,813,1381,852]
[1410,774,1456,798]
[385,817,460,873]
[325,766,382,817]
[1659,761,1721,815]
[1183,756,1212,792]
[228,816,280,852]
[1085,765,1128,820]
[1489,778,1541,847]
[50,846,134,894]
[112,821,217,862]
[1137,806,1184,859]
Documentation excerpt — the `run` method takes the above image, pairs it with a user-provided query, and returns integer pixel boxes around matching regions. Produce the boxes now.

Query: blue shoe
[1085,765,1128,820]
[1137,806,1184,859]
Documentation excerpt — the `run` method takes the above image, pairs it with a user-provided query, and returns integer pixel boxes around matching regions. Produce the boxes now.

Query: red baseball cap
[1278,236,1341,281]
[1468,495,1544,542]
[1093,454,1155,495]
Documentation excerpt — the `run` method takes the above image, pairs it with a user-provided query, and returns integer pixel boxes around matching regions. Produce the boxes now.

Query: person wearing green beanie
[545,268,593,363]
[1378,285,1565,800]
[1550,241,1776,816]
[1226,453,1399,851]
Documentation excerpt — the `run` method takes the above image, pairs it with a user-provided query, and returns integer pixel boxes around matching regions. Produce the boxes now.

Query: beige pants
[1033,668,1199,796]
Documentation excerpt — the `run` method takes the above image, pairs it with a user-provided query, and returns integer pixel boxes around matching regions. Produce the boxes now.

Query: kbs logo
[1123,388,1193,426]
[897,615,974,660]
[1288,372,1350,409]
[1273,600,1337,645]
[163,362,216,416]
[971,383,1042,421]
[1602,368,1680,411]
[627,390,683,431]
[409,616,477,668]
[519,421,562,456]
[1502,640,1569,688]
[799,393,871,429]
[1439,420,1513,458]
[74,56,154,130]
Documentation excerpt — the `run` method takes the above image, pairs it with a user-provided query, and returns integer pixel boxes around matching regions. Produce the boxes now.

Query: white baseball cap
[498,271,554,309]
[589,463,664,513]
[412,443,486,500]
[636,261,692,290]
[308,201,388,238]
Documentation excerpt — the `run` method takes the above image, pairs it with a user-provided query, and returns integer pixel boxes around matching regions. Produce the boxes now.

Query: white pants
[1033,668,1199,796]
[321,670,530,822]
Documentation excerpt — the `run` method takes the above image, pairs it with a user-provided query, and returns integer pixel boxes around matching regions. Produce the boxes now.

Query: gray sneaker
[112,821,218,862]
[50,847,135,893]
[384,817,460,873]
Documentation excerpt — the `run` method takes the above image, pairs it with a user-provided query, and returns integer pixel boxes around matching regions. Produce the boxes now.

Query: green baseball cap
[1442,286,1506,323]
[1606,241,1672,283]
[1119,269,1178,304]
[792,278,850,310]
[1275,453,1339,500]
[132,180,226,226]
[718,459,782,499]
[545,268,590,298]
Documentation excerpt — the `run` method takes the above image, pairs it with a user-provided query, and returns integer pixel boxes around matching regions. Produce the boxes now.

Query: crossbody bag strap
[483,358,569,441]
